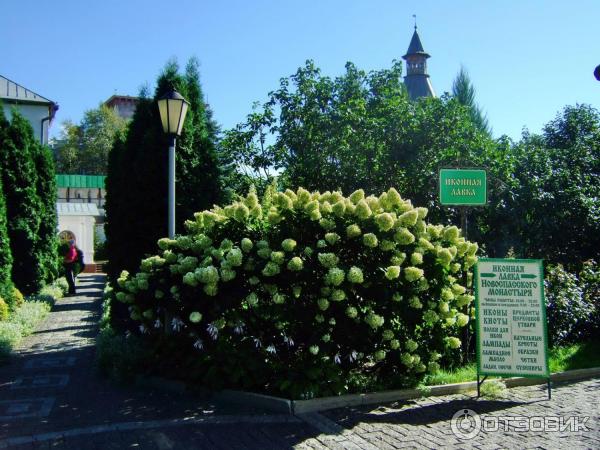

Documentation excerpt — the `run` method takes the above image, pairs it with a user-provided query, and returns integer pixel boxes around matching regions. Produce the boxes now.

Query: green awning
[56,174,106,188]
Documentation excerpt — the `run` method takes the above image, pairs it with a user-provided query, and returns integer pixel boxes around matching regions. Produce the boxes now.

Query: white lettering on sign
[476,259,549,377]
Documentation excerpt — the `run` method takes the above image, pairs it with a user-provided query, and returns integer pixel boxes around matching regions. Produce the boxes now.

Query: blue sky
[2,0,599,140]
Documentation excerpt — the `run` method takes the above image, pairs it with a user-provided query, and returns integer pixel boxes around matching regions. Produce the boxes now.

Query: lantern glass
[157,90,189,136]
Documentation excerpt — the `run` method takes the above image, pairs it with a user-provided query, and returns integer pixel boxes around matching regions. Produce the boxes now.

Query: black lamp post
[157,89,189,238]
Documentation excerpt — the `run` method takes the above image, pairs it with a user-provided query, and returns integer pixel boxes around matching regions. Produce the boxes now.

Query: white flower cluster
[114,186,480,380]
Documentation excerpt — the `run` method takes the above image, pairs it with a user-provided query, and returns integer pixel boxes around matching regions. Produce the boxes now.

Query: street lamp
[157,89,189,238]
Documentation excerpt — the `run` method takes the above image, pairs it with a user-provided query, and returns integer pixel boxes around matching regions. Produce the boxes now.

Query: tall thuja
[174,57,223,220]
[32,141,59,282]
[0,110,43,294]
[105,86,163,285]
[0,117,13,288]
[105,59,224,328]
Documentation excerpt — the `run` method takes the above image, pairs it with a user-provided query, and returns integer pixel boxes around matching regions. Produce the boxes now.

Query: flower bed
[113,187,478,399]
[0,278,68,362]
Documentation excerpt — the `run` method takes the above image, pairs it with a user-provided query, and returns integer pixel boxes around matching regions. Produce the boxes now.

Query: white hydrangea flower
[253,338,262,348]
[153,319,162,329]
[193,339,204,350]
[266,345,277,354]
[171,317,184,332]
[207,323,219,340]
[233,322,246,335]
[283,335,295,347]
[139,325,148,334]
[334,354,342,364]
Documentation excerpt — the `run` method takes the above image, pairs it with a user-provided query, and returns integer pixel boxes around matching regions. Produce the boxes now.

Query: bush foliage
[113,187,478,398]
[544,260,600,346]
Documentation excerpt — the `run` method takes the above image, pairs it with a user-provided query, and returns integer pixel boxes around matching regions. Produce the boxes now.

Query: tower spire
[402,24,435,100]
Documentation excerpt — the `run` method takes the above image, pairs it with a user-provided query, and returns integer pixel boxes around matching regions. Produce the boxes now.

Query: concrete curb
[216,390,293,414]
[215,366,600,414]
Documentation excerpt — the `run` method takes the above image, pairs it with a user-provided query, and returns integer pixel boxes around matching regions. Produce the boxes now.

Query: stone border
[214,366,600,414]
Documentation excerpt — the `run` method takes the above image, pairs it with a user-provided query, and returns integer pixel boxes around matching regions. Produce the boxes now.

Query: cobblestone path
[0,274,598,449]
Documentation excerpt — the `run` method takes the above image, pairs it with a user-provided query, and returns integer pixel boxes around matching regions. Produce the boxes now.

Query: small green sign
[475,258,550,378]
[439,168,487,205]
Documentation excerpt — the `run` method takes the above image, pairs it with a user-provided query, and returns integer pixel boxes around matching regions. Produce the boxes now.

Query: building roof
[56,202,100,216]
[0,75,54,105]
[403,28,430,59]
[104,95,139,106]
[56,174,106,189]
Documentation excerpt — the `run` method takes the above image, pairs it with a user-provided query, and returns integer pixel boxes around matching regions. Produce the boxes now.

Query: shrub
[39,284,64,301]
[56,277,69,296]
[579,260,600,339]
[0,322,22,361]
[1,286,25,311]
[96,327,151,383]
[113,187,478,399]
[0,298,8,321]
[480,379,507,399]
[544,264,593,346]
[10,301,52,335]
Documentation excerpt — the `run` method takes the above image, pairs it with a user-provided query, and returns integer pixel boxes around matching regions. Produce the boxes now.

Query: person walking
[63,239,78,295]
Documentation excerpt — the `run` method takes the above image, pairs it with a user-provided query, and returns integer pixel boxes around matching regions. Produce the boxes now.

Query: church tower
[402,26,436,100]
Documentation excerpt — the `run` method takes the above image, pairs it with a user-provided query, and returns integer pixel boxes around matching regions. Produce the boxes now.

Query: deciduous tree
[53,105,127,175]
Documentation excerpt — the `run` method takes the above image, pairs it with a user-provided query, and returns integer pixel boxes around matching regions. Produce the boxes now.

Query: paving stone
[0,274,598,449]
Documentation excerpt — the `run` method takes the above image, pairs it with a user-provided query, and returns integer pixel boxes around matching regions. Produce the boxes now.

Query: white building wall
[57,215,96,264]
[2,103,50,145]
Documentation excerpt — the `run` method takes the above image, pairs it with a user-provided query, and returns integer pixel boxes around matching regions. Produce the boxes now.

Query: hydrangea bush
[114,187,478,398]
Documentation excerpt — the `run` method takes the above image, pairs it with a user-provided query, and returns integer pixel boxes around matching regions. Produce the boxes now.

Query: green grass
[0,279,65,363]
[548,341,600,372]
[424,362,477,386]
[0,300,52,362]
[424,340,600,386]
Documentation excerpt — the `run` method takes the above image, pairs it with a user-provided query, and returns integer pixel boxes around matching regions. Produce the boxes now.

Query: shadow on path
[1,274,597,449]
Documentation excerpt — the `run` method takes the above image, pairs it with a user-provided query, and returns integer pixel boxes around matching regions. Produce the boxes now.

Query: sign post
[475,258,550,399]
[439,168,487,363]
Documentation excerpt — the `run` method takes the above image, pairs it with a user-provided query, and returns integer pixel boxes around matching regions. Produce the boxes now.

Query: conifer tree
[0,110,43,294]
[0,113,14,289]
[176,57,223,223]
[105,59,224,328]
[32,141,59,283]
[452,66,491,135]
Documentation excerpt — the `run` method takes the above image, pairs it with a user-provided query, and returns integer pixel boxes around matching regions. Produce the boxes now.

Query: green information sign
[439,168,487,205]
[475,258,549,378]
